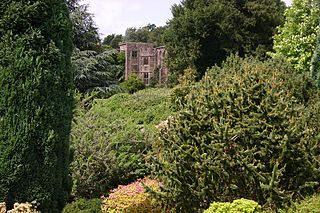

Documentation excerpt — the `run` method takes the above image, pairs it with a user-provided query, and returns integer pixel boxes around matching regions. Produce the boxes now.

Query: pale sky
[82,0,293,38]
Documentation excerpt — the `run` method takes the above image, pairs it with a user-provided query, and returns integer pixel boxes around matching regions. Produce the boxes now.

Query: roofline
[119,42,154,45]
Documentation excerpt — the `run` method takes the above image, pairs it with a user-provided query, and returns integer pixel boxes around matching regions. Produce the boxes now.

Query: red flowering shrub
[101,178,162,212]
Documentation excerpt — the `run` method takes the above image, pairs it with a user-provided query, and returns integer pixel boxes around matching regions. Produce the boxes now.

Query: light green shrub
[204,199,261,213]
[71,88,172,198]
[270,0,320,73]
[120,74,145,94]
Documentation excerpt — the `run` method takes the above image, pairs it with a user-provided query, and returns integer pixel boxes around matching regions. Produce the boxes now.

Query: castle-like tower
[119,42,168,85]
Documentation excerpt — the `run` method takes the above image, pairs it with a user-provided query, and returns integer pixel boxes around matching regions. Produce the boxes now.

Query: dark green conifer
[0,1,73,212]
[151,56,320,211]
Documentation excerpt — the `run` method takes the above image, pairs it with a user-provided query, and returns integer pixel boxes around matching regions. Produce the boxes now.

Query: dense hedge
[71,88,172,198]
[0,0,73,212]
[150,56,320,211]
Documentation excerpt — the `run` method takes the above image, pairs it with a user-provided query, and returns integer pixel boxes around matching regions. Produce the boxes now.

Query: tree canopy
[68,0,101,51]
[271,0,320,73]
[124,24,166,46]
[102,34,123,49]
[72,49,124,93]
[164,0,286,81]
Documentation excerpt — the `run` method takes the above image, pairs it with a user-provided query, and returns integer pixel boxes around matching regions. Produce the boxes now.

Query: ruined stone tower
[119,42,168,85]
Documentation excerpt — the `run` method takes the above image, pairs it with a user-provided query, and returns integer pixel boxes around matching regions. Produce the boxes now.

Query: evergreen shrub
[63,198,102,213]
[170,67,197,111]
[0,0,73,212]
[204,199,261,213]
[150,56,320,211]
[284,194,320,213]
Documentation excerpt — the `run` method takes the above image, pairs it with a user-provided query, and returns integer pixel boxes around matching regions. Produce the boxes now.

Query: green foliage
[0,0,73,212]
[101,178,162,213]
[170,67,197,110]
[149,67,161,87]
[71,88,172,198]
[271,0,320,73]
[72,48,124,93]
[102,34,123,49]
[311,30,320,88]
[150,56,320,212]
[120,74,145,94]
[204,199,261,213]
[63,199,102,213]
[164,0,285,82]
[69,3,101,51]
[124,24,166,46]
[283,194,320,213]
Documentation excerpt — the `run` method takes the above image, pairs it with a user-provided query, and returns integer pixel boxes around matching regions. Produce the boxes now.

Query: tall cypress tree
[0,0,73,212]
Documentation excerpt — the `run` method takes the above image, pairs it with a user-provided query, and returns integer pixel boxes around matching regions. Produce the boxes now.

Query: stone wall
[120,42,168,85]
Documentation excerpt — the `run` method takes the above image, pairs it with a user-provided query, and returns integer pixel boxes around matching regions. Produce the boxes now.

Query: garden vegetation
[150,56,320,212]
[2,0,320,212]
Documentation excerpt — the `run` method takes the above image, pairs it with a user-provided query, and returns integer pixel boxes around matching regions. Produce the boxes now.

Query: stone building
[119,42,168,85]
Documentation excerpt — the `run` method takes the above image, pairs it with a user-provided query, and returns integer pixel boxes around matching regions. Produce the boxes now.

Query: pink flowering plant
[101,178,162,212]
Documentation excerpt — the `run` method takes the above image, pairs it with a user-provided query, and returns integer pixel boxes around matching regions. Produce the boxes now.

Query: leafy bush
[0,1,73,212]
[150,56,320,211]
[63,199,102,213]
[120,74,145,94]
[204,199,261,213]
[71,88,172,198]
[270,0,320,72]
[101,178,162,213]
